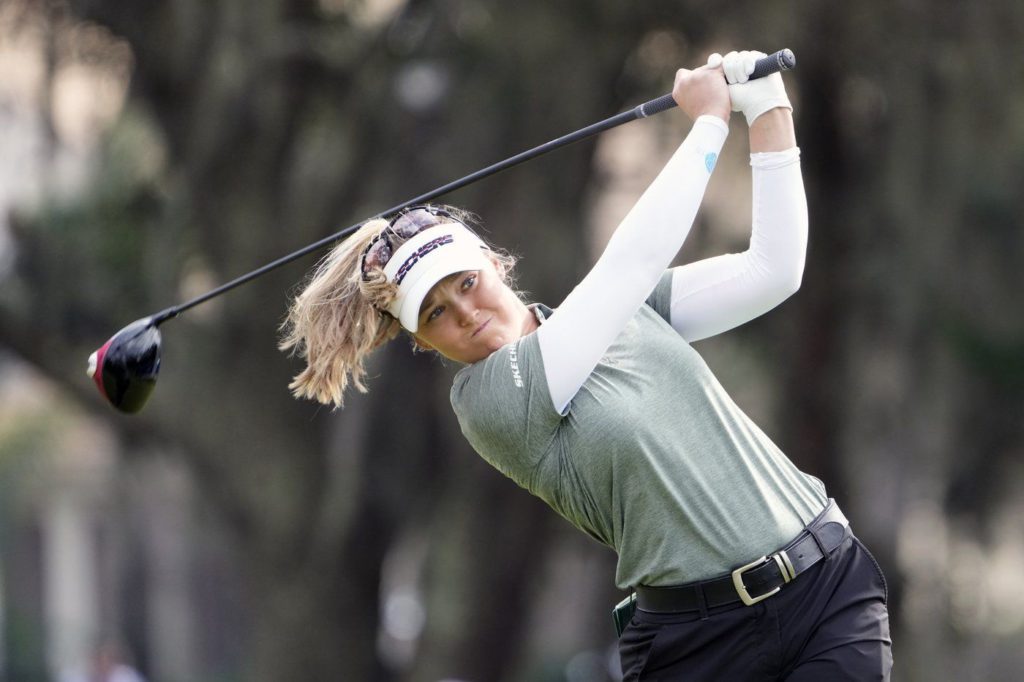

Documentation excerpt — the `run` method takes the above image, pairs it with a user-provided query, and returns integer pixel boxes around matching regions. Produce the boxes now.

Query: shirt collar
[530,303,553,325]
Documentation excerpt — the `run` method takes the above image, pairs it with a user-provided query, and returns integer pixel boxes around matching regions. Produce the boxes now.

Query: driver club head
[87,317,162,413]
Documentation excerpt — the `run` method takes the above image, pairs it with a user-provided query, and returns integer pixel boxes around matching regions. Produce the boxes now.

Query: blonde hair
[280,207,517,408]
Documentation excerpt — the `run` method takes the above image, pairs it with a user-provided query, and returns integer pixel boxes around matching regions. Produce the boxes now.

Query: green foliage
[0,410,58,523]
[945,323,1024,395]
[0,401,59,682]
[13,107,170,334]
[2,611,48,682]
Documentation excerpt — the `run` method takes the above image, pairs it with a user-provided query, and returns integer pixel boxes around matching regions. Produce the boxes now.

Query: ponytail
[279,218,400,408]
[280,207,520,408]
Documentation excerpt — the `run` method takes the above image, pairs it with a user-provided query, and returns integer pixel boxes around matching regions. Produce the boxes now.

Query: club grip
[635,93,679,118]
[634,48,796,119]
[749,48,796,80]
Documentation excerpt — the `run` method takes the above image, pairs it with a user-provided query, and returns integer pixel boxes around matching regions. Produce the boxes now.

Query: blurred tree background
[0,0,1022,681]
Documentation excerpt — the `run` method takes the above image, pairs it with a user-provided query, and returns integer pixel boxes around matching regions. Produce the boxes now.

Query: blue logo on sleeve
[705,152,718,173]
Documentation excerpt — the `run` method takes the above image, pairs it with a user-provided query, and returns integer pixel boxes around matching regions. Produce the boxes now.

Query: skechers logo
[509,344,523,388]
[394,235,455,285]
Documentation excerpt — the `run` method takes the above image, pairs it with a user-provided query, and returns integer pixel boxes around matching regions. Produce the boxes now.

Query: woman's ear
[487,252,506,279]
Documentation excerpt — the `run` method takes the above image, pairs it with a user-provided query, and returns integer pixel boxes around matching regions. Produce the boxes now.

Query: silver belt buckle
[731,550,795,606]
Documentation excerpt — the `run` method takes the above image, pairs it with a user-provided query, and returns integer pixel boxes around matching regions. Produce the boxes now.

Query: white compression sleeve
[537,116,729,414]
[668,148,807,342]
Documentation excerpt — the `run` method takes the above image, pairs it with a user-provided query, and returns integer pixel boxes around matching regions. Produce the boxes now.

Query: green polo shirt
[450,273,827,588]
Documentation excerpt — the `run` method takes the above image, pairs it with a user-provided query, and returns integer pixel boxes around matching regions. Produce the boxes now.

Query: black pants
[619,535,893,681]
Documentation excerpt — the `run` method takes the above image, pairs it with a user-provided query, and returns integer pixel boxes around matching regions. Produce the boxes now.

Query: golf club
[88,49,796,413]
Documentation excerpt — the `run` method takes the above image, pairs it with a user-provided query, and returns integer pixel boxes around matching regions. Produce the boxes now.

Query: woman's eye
[462,274,477,290]
[427,306,444,322]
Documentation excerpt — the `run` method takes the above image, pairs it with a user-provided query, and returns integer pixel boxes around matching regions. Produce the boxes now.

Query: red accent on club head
[91,338,113,399]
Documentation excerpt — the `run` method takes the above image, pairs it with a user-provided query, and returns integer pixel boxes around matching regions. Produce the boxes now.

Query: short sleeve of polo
[645,271,674,322]
[450,332,563,492]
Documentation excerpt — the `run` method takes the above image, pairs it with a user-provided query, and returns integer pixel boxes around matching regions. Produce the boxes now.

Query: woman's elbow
[764,256,805,302]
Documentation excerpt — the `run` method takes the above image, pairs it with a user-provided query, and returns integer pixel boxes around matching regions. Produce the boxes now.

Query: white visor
[382,224,491,332]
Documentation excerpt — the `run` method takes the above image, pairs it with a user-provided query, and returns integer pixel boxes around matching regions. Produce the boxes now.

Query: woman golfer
[282,51,893,681]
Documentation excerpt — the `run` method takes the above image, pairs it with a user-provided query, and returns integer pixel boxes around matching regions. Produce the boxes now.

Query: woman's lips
[472,318,492,337]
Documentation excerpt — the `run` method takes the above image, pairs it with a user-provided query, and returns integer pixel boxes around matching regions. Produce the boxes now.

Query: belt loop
[808,525,831,560]
[696,582,709,621]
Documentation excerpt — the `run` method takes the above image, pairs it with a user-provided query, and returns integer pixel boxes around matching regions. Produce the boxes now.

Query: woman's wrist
[699,106,731,125]
[694,114,730,135]
[749,108,796,152]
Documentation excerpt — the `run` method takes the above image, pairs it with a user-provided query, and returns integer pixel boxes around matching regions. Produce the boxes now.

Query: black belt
[635,500,849,613]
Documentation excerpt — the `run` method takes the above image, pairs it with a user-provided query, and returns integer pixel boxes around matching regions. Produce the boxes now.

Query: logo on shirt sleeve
[508,344,524,388]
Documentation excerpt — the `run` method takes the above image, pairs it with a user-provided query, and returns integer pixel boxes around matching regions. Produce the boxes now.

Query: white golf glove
[707,51,792,126]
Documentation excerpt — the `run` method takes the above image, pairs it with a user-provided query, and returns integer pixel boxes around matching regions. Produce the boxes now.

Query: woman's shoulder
[451,334,536,410]
[450,330,562,430]
[450,332,562,479]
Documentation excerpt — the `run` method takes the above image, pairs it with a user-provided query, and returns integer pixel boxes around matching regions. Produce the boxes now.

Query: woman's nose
[455,300,478,326]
